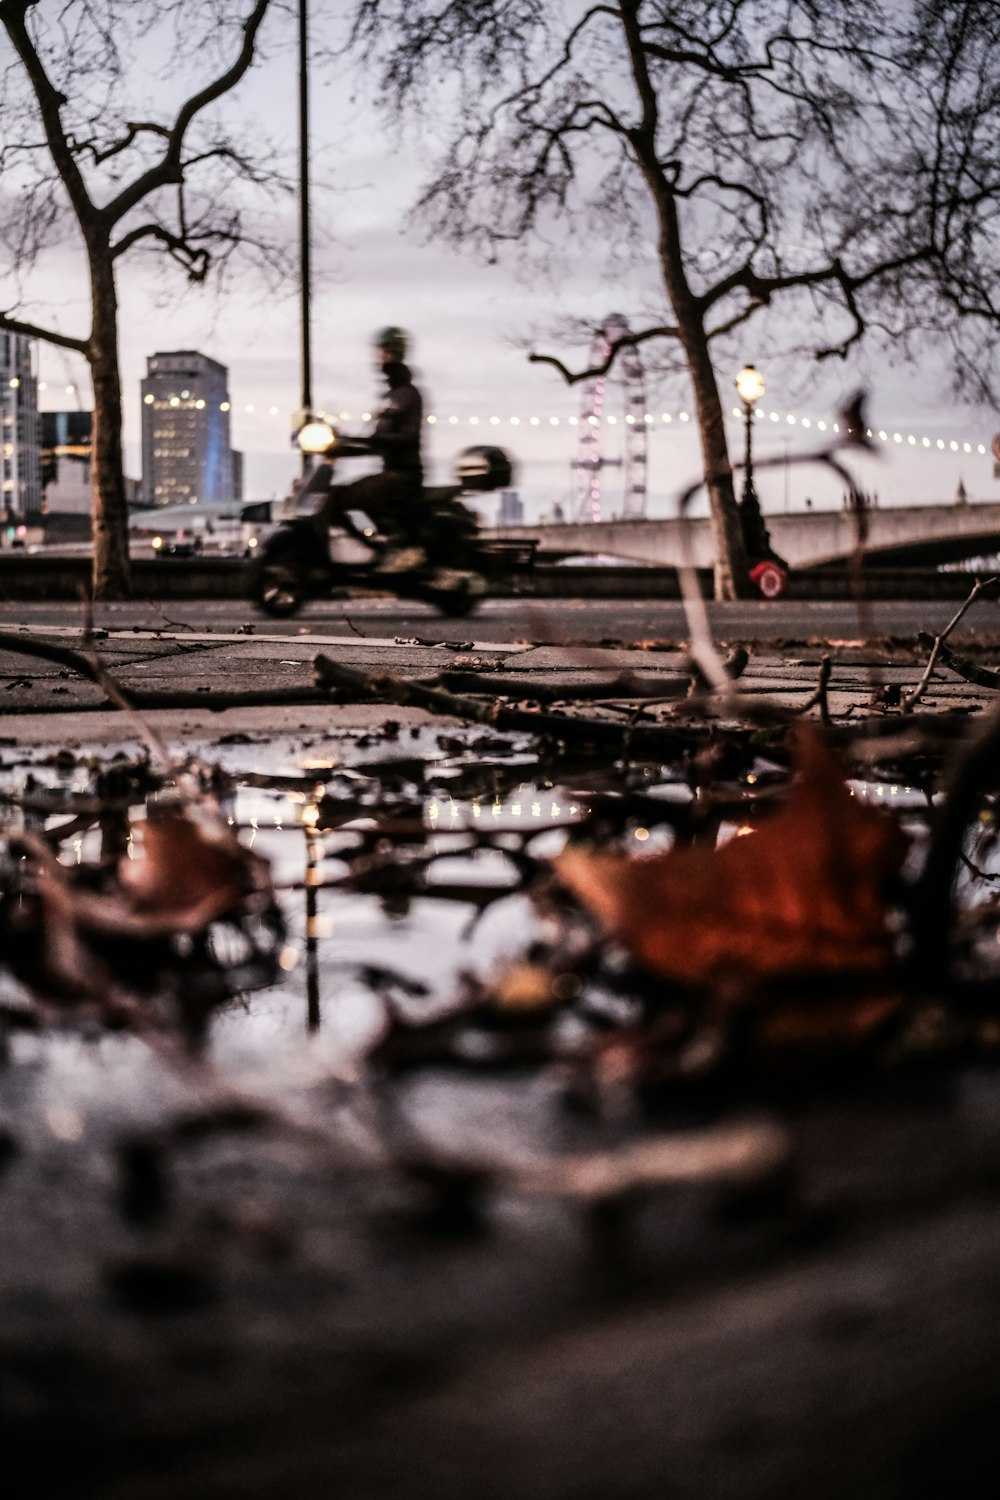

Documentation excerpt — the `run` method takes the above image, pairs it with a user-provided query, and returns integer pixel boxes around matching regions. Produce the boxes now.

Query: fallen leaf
[117,810,263,931]
[555,727,907,987]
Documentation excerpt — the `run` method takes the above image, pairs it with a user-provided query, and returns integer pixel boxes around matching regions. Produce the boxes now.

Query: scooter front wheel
[250,531,311,618]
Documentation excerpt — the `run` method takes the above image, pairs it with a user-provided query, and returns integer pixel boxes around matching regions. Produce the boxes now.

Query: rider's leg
[312,474,387,544]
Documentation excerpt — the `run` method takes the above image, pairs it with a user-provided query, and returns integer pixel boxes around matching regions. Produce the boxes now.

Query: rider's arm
[331,435,374,459]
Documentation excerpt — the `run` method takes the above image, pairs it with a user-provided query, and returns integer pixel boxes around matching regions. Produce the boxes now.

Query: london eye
[572,314,648,522]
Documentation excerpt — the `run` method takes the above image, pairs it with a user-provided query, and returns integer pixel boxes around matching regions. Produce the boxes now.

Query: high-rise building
[140,351,233,504]
[41,410,92,514]
[1,333,42,517]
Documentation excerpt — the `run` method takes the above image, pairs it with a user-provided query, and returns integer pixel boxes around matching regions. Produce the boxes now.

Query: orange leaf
[117,810,257,932]
[556,728,907,986]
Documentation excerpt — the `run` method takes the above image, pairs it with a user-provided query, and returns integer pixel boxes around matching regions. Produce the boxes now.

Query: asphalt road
[0,593,996,644]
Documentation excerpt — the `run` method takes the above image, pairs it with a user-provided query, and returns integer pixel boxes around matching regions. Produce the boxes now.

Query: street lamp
[298,0,313,474]
[735,364,770,557]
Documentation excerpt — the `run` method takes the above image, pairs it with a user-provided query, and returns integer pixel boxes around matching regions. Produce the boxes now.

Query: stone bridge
[488,501,1000,569]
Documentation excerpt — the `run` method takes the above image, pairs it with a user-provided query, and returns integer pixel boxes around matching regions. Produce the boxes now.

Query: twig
[903,577,1000,712]
[915,632,1000,692]
[0,629,103,683]
[80,604,173,771]
[0,634,354,713]
[796,655,833,726]
[314,652,706,756]
[155,606,197,632]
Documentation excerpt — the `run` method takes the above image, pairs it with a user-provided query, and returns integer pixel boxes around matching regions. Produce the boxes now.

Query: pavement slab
[0,619,998,725]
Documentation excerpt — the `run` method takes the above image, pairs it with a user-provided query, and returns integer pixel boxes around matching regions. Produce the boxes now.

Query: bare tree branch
[0,308,87,354]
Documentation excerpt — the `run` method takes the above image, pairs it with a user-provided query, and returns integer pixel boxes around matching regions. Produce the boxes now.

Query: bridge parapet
[487,502,1000,569]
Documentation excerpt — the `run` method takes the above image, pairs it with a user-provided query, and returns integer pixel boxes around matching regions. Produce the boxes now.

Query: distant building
[497,488,524,525]
[140,351,233,504]
[40,410,140,521]
[0,333,42,517]
[231,448,244,502]
[41,410,92,514]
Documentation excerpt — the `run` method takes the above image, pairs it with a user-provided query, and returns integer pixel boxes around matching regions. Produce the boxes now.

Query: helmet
[374,326,408,362]
[455,445,514,492]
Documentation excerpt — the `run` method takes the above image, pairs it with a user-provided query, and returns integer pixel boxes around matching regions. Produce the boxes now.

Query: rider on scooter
[312,330,428,568]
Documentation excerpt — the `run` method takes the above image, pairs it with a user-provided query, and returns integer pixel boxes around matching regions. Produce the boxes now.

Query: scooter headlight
[297,419,336,454]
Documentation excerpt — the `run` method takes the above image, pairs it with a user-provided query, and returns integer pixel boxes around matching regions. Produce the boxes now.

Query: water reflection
[5,729,1000,1053]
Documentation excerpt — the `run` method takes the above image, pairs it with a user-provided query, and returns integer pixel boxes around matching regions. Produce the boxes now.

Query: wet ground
[6,603,1000,1496]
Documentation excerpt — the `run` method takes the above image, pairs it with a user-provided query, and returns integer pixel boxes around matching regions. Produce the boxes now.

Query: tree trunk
[88,252,131,600]
[618,1,751,600]
[684,328,751,600]
[646,188,751,600]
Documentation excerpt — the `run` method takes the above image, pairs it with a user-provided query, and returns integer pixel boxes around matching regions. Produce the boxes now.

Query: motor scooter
[248,422,521,618]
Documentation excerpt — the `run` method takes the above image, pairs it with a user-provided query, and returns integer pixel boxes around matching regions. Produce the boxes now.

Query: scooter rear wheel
[250,531,310,618]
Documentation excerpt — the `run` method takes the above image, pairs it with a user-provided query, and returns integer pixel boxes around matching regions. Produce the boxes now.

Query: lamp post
[734,364,770,557]
[734,364,788,598]
[298,0,313,473]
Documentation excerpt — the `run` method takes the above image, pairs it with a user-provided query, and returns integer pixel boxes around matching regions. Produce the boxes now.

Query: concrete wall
[0,554,990,602]
[489,502,1000,569]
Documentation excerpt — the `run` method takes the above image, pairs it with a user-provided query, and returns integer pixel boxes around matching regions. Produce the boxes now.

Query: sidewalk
[0,617,997,741]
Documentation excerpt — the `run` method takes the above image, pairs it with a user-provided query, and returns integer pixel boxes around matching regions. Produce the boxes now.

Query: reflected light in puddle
[425,788,584,832]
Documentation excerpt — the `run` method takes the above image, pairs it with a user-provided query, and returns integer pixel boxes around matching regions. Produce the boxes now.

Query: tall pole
[738,394,771,560]
[743,397,754,508]
[298,0,312,427]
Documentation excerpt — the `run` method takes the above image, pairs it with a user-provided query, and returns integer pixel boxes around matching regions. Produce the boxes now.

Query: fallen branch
[432,670,691,704]
[915,633,1000,692]
[904,577,1000,712]
[314,653,729,755]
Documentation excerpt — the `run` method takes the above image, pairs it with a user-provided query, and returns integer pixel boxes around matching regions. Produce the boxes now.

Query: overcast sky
[13,2,1000,522]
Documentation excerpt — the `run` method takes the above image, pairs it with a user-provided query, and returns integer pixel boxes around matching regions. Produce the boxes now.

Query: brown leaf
[555,727,907,986]
[117,810,260,932]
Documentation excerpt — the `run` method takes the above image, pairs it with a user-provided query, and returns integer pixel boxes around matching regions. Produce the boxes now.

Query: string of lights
[20,379,990,454]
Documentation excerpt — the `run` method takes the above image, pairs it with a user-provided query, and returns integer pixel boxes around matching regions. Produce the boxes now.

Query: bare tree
[349,0,1000,598]
[0,0,285,598]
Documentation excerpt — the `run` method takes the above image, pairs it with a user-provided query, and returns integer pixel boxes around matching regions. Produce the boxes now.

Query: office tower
[231,449,244,501]
[41,410,93,514]
[0,333,42,517]
[140,351,233,503]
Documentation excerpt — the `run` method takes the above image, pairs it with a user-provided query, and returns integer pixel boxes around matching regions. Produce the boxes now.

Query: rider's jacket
[369,361,423,488]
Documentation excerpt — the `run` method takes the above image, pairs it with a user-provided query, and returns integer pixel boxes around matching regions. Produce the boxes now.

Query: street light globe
[297,418,336,454]
[736,365,766,405]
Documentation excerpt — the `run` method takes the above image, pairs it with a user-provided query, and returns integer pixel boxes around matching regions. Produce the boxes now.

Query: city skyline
[28,323,997,523]
[7,7,999,523]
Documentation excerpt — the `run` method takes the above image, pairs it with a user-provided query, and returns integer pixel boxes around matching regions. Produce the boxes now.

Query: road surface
[0,594,995,645]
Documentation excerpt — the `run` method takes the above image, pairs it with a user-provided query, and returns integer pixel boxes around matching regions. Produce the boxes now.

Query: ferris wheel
[571,313,648,522]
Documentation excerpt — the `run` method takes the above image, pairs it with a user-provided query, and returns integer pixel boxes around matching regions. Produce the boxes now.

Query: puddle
[2,729,1000,1080]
